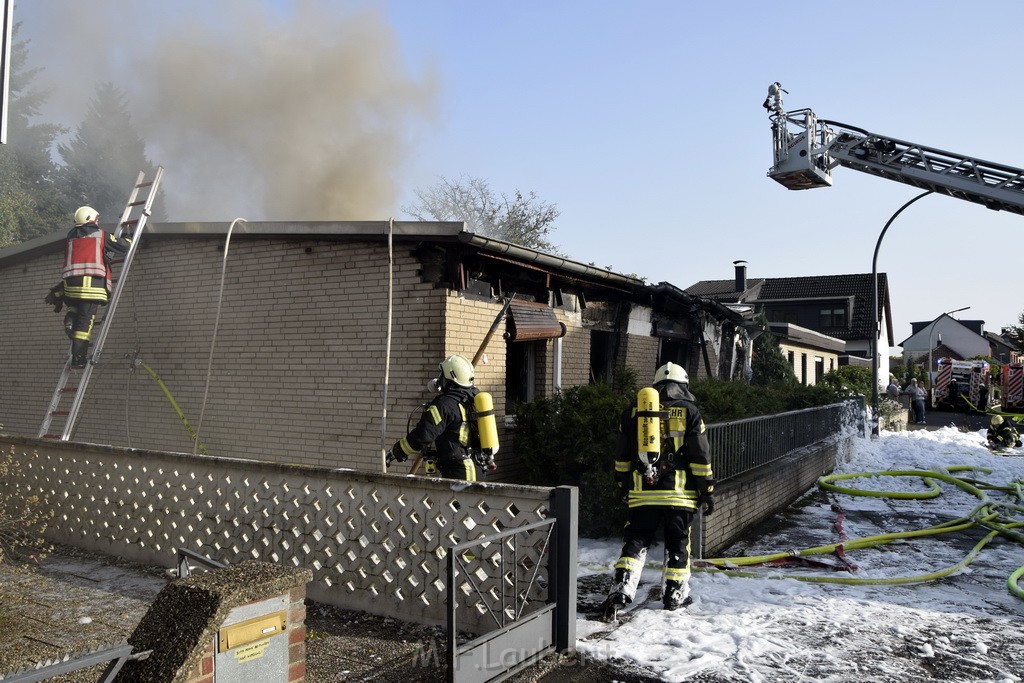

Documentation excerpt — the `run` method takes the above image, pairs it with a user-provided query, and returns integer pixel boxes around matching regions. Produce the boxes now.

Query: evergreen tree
[58,82,163,224]
[751,313,798,386]
[0,24,70,243]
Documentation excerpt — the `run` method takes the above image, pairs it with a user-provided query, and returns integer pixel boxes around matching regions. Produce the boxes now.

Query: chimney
[733,260,747,293]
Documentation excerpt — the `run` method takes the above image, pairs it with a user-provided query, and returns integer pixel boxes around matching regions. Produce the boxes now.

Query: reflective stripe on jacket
[614,387,713,509]
[61,226,131,301]
[63,230,108,280]
[397,385,478,463]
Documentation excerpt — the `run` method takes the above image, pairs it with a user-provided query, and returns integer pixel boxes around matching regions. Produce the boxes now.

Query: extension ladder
[38,167,164,440]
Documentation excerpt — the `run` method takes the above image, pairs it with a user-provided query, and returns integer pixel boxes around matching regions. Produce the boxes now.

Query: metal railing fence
[707,398,864,482]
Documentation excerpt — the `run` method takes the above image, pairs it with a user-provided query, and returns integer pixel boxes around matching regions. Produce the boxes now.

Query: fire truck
[932,358,990,411]
[1002,362,1024,411]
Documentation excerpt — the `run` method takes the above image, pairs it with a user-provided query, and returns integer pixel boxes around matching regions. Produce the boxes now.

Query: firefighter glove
[389,444,408,464]
[44,284,64,312]
[698,492,714,517]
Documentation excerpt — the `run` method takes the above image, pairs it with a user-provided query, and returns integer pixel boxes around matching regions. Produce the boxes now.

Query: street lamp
[927,306,970,386]
[871,190,932,436]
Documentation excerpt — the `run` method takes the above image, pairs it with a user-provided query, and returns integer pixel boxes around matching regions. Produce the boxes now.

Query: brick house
[0,221,741,481]
[686,261,894,382]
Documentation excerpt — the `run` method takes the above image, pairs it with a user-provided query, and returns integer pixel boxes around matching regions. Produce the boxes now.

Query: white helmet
[654,362,688,385]
[991,415,1004,426]
[74,206,99,226]
[439,354,474,387]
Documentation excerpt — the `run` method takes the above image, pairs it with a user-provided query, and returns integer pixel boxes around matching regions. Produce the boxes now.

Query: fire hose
[695,466,1024,601]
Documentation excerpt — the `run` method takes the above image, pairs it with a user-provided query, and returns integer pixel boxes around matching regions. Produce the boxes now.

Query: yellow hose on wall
[136,359,209,456]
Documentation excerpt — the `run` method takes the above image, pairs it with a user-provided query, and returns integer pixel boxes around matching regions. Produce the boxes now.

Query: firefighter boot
[71,339,90,368]
[600,591,627,623]
[598,565,638,626]
[663,579,692,611]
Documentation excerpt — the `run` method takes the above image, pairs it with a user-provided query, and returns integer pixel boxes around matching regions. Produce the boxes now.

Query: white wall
[902,318,988,367]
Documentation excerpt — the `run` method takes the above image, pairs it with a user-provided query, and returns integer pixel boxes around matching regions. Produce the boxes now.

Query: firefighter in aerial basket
[386,354,497,482]
[601,362,715,621]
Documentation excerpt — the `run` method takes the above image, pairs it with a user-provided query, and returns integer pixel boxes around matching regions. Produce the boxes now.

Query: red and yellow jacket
[62,225,131,302]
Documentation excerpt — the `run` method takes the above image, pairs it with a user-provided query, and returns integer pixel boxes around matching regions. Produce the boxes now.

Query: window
[819,307,847,328]
[769,308,799,323]
[815,356,825,383]
[590,330,615,385]
[801,353,808,385]
[507,340,541,404]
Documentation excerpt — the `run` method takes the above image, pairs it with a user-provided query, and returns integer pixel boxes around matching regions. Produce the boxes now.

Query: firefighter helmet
[654,362,688,386]
[991,415,1004,426]
[439,354,474,387]
[74,206,99,225]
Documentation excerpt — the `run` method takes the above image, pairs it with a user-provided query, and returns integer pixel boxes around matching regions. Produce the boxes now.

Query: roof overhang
[0,221,648,294]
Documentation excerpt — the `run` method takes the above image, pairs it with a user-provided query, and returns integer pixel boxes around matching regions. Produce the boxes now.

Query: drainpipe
[553,337,563,392]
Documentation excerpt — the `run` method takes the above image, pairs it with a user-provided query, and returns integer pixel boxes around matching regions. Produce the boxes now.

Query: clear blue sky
[17,1,1024,350]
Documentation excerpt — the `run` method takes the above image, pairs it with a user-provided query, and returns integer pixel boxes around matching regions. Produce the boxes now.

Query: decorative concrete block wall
[0,435,559,634]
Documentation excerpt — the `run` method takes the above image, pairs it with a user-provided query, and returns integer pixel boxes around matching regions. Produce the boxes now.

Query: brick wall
[622,334,659,384]
[689,339,719,380]
[1,236,449,471]
[701,438,843,556]
[1,235,634,479]
[556,307,589,387]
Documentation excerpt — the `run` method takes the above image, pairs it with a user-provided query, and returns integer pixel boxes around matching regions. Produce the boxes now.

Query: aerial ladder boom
[765,83,1024,215]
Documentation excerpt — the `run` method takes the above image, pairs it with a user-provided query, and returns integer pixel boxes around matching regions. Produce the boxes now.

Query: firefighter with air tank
[46,207,133,368]
[602,362,714,621]
[386,354,498,481]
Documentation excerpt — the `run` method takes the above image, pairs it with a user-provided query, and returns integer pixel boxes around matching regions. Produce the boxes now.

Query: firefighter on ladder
[48,206,132,368]
[601,362,714,621]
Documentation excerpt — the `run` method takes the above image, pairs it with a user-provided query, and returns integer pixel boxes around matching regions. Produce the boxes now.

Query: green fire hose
[697,465,1024,601]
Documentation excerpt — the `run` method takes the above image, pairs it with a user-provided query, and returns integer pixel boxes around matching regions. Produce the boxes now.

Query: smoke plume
[18,1,439,221]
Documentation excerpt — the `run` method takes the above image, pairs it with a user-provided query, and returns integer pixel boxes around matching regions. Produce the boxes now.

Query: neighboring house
[686,261,892,382]
[0,221,739,481]
[901,315,990,374]
[768,323,845,386]
[988,330,1022,364]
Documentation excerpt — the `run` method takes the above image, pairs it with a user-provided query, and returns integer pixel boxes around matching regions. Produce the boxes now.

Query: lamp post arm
[871,190,933,436]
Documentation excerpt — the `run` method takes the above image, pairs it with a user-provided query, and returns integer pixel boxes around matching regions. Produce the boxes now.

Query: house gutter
[456,232,646,292]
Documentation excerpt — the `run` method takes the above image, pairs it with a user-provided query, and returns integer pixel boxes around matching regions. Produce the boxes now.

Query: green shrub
[751,320,798,387]
[512,373,849,537]
[688,378,845,422]
[817,366,872,398]
[512,374,635,538]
